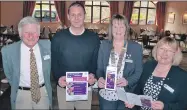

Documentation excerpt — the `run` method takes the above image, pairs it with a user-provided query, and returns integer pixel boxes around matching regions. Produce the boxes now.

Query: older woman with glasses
[96,14,143,110]
[125,37,187,110]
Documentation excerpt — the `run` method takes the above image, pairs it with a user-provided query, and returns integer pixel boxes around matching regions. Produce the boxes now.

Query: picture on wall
[182,12,187,24]
[167,12,175,24]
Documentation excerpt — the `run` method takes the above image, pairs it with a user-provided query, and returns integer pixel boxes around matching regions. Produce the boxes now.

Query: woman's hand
[124,101,135,108]
[151,101,164,110]
[98,77,105,88]
[116,77,128,87]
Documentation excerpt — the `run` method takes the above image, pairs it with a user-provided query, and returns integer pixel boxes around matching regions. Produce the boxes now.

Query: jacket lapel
[106,41,113,66]
[14,41,21,79]
[38,41,50,78]
[123,41,130,77]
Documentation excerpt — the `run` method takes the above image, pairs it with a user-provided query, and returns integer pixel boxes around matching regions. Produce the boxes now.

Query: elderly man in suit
[1,16,52,109]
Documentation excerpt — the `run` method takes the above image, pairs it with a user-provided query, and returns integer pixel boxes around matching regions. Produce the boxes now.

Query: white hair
[18,16,40,38]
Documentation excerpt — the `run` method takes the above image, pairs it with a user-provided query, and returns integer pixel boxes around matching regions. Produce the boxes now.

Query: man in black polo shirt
[51,2,100,110]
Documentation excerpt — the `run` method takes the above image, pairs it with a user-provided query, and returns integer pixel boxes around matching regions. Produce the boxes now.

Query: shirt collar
[21,42,39,51]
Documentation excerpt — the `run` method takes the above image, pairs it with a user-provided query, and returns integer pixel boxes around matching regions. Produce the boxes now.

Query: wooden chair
[142,35,154,56]
[48,33,55,41]
[137,28,146,42]
[40,26,46,39]
[165,30,171,36]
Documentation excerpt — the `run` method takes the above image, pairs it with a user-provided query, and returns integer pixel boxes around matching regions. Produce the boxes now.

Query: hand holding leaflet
[105,66,117,90]
[66,72,88,101]
[98,77,105,88]
[117,88,152,107]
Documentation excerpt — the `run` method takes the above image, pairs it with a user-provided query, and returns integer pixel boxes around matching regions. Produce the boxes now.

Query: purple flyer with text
[106,74,115,89]
[105,66,117,90]
[66,72,88,101]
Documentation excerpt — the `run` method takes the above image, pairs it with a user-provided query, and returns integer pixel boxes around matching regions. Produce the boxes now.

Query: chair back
[142,35,149,46]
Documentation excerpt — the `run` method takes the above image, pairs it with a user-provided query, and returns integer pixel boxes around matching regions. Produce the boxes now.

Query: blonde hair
[152,37,183,66]
[108,14,130,41]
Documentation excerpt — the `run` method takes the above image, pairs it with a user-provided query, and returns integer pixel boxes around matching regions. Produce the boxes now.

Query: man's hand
[116,77,128,87]
[58,76,67,87]
[98,77,105,88]
[88,73,97,85]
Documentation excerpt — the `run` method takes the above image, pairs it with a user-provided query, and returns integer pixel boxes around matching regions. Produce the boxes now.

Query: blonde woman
[97,14,143,110]
[125,37,187,110]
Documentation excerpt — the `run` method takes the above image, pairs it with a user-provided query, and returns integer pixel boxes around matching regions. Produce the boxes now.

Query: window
[131,1,156,25]
[85,1,110,23]
[33,1,59,22]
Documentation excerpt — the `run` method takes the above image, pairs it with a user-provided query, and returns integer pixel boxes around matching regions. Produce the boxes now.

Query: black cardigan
[134,60,187,110]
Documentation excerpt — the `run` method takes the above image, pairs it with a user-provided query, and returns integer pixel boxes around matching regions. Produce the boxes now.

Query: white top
[19,42,44,87]
[69,27,85,35]
[99,52,126,101]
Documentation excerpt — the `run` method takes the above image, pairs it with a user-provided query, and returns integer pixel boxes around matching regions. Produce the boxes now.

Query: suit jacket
[134,60,187,110]
[96,40,143,92]
[1,40,52,109]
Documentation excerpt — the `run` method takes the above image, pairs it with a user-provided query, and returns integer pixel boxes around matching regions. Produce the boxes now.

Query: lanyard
[110,42,128,74]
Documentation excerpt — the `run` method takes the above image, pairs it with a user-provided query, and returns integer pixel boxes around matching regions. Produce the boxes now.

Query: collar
[69,27,85,35]
[21,42,39,51]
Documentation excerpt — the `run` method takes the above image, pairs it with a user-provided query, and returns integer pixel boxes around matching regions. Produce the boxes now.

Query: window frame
[85,1,110,24]
[35,1,55,22]
[131,1,156,25]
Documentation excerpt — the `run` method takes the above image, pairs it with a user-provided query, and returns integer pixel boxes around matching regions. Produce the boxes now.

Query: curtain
[0,1,1,24]
[123,1,134,23]
[23,1,36,17]
[156,2,166,32]
[54,1,67,26]
[110,1,119,17]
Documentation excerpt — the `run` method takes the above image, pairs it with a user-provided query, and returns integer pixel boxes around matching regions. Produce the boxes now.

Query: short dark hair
[68,1,86,14]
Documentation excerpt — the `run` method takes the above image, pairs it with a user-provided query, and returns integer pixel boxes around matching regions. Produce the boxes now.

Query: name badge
[164,84,174,93]
[43,55,50,60]
[125,59,133,63]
